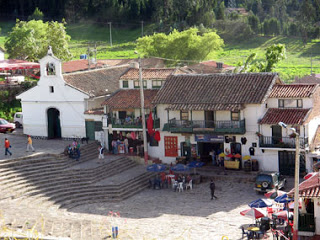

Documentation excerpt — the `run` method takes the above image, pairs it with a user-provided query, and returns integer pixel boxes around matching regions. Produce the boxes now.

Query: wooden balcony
[163,119,246,134]
[259,136,308,149]
[111,118,160,129]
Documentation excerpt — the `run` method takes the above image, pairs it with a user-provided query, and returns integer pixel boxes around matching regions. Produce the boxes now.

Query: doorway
[279,151,306,176]
[47,108,61,139]
[197,142,223,164]
[272,125,282,144]
[204,111,214,128]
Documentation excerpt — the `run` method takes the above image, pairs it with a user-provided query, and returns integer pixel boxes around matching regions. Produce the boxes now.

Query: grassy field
[1,20,320,82]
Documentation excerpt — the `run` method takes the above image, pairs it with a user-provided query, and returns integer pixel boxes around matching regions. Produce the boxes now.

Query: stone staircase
[0,142,154,209]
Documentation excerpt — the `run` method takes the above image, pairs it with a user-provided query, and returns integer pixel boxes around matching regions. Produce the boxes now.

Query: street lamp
[278,122,300,239]
[135,51,148,164]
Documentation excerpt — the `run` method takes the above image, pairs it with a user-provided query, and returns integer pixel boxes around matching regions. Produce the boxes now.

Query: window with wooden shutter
[164,136,178,157]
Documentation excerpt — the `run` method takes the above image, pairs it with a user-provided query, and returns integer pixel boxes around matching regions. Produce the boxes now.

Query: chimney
[130,62,139,69]
[217,62,224,69]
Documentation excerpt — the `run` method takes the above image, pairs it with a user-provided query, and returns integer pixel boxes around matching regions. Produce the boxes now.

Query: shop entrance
[197,142,223,165]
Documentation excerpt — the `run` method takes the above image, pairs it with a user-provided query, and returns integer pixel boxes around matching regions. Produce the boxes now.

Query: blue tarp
[146,164,166,172]
[171,164,190,172]
[188,161,204,168]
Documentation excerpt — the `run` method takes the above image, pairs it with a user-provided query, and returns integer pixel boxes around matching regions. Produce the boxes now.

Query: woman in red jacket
[4,138,12,156]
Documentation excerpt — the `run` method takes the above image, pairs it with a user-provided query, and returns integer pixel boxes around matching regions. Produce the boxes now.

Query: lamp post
[279,122,300,239]
[136,52,148,164]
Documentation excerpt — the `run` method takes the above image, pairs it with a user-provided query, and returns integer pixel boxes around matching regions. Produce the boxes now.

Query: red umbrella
[147,112,154,136]
[240,208,266,219]
[272,210,293,220]
[264,190,286,199]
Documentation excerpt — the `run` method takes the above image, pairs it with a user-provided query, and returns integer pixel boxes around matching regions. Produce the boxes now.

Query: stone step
[57,173,153,208]
[0,158,137,191]
[29,171,152,208]
[22,161,138,198]
[1,159,139,200]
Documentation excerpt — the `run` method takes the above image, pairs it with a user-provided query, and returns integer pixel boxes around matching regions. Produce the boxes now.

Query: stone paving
[0,130,295,240]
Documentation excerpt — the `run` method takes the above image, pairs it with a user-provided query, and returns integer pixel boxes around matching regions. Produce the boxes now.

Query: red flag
[147,112,154,136]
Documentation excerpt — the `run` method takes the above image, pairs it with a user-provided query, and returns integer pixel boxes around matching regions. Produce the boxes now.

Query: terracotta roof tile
[269,84,318,98]
[63,66,129,97]
[153,73,279,110]
[101,89,158,109]
[259,108,310,125]
[120,68,176,80]
[84,109,104,115]
[295,74,320,84]
[288,172,320,198]
[63,60,110,73]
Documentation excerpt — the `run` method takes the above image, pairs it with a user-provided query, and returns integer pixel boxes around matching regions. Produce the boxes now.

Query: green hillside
[1,21,319,82]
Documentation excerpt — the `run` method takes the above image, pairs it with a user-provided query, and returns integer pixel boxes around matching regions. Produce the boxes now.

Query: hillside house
[16,49,130,141]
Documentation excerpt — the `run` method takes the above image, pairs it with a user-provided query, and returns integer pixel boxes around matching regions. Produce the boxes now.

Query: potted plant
[255,132,263,137]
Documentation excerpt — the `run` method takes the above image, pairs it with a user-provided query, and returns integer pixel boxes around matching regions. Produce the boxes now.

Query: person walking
[124,138,129,154]
[210,178,217,200]
[4,138,12,156]
[98,145,104,163]
[26,135,35,152]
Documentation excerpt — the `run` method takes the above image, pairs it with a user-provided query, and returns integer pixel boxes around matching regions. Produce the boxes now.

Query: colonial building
[259,84,320,174]
[151,73,282,167]
[101,68,179,151]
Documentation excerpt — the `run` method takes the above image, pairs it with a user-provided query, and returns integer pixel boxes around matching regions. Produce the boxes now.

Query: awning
[0,60,40,71]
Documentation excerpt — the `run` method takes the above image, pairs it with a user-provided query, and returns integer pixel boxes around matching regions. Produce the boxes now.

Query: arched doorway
[47,108,61,139]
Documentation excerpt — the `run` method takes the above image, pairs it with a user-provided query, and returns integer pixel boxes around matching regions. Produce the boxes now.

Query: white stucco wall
[0,50,4,61]
[267,98,313,108]
[21,101,86,137]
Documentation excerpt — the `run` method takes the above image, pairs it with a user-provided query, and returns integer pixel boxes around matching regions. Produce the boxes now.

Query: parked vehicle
[14,112,23,128]
[254,171,286,193]
[0,118,16,133]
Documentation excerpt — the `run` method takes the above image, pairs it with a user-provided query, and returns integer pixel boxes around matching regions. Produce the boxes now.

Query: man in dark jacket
[210,179,217,200]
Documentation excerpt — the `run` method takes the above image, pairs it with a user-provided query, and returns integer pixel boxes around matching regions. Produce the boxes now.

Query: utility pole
[311,53,313,75]
[135,52,148,164]
[93,42,97,68]
[108,22,112,47]
[87,45,90,71]
[141,21,144,37]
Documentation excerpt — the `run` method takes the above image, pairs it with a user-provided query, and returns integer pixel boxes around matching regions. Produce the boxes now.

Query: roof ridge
[63,64,130,76]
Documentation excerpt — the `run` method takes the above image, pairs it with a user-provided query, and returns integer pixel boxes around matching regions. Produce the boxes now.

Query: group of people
[4,135,35,156]
[149,173,193,191]
[66,140,81,161]
[111,138,129,154]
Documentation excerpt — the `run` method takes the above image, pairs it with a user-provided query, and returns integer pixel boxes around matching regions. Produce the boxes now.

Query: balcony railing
[111,118,160,129]
[259,136,308,149]
[163,119,246,134]
[299,213,315,232]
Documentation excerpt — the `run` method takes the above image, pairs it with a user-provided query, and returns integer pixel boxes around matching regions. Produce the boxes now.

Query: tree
[216,1,225,20]
[248,13,260,33]
[28,7,44,20]
[5,19,72,61]
[135,28,224,64]
[236,44,286,73]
